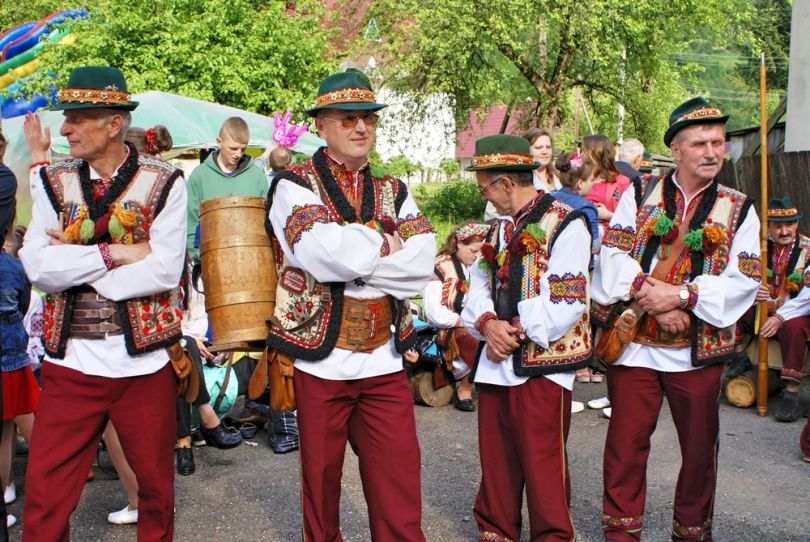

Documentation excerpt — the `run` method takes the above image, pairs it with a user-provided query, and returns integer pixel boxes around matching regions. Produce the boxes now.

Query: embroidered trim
[602,514,643,533]
[314,87,377,108]
[98,242,116,270]
[767,207,799,218]
[280,268,307,294]
[548,272,587,305]
[455,222,489,242]
[379,234,390,257]
[397,213,434,240]
[479,530,514,542]
[57,86,134,106]
[471,152,535,169]
[603,224,636,252]
[675,106,723,123]
[671,519,712,541]
[685,282,699,310]
[285,204,330,248]
[737,251,762,282]
[474,311,497,336]
[781,367,803,383]
[630,273,648,298]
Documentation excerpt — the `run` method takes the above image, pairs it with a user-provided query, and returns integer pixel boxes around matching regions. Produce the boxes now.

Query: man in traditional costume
[732,197,810,421]
[592,97,760,541]
[20,66,186,541]
[462,135,593,541]
[266,69,436,541]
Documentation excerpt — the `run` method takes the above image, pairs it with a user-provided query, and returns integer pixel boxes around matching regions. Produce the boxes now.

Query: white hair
[618,138,644,161]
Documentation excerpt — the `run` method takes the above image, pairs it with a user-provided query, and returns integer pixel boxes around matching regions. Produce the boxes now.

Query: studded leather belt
[334,296,393,352]
[69,288,124,340]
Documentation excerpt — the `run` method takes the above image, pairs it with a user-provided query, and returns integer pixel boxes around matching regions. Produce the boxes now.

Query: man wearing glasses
[266,69,436,540]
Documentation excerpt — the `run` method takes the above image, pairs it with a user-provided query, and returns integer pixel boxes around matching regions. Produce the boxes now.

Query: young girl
[423,221,489,411]
[583,134,631,230]
[552,152,599,257]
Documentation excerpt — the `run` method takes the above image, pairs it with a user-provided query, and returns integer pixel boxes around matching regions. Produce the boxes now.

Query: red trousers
[294,369,425,542]
[474,378,575,542]
[23,362,176,542]
[738,308,810,383]
[602,364,723,542]
[801,419,810,460]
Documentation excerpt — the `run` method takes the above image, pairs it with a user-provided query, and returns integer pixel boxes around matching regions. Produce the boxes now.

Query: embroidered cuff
[685,282,699,311]
[629,273,648,299]
[379,234,391,257]
[98,243,117,270]
[30,160,50,169]
[474,311,497,336]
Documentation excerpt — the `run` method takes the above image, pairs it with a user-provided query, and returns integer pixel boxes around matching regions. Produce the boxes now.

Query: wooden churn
[199,196,277,352]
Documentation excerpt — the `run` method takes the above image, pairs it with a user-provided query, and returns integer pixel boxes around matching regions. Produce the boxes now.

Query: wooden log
[409,371,454,407]
[725,369,782,408]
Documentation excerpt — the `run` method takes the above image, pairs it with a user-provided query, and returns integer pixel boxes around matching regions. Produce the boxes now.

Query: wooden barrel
[409,371,454,407]
[725,370,782,408]
[199,196,277,352]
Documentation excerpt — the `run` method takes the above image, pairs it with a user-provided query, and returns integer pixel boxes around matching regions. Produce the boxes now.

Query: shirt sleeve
[423,279,460,328]
[777,268,810,320]
[90,181,188,300]
[461,253,495,341]
[19,171,109,293]
[591,187,644,305]
[518,218,591,348]
[364,191,437,300]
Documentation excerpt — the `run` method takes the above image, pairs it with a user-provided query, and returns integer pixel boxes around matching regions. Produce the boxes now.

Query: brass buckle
[98,321,120,333]
[98,307,116,319]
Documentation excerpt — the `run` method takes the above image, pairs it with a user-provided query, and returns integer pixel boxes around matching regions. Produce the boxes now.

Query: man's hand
[191,336,213,359]
[108,242,152,266]
[595,202,613,221]
[47,212,67,245]
[755,283,772,303]
[403,350,419,363]
[483,319,520,362]
[635,276,681,315]
[383,232,403,255]
[654,309,691,334]
[760,316,783,338]
[23,112,51,164]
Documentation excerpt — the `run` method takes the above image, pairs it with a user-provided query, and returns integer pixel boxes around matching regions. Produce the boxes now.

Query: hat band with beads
[471,152,535,169]
[768,208,800,219]
[674,106,724,124]
[313,87,377,109]
[57,86,134,107]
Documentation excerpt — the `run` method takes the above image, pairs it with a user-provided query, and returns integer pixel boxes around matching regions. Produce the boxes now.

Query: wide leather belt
[334,296,393,352]
[69,289,124,340]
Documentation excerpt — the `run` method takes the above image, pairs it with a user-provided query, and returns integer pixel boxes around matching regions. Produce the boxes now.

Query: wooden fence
[717,151,810,217]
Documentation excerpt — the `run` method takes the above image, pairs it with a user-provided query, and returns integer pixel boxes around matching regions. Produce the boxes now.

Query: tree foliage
[2,0,337,117]
[362,0,756,152]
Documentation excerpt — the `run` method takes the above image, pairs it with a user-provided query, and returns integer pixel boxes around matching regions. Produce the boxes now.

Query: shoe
[6,514,16,528]
[4,482,15,505]
[590,372,604,383]
[575,368,591,383]
[775,397,804,423]
[200,421,242,449]
[571,400,585,414]
[725,352,752,380]
[268,410,299,454]
[176,447,196,476]
[588,396,611,410]
[602,407,612,418]
[190,425,206,447]
[107,505,138,525]
[454,398,475,412]
[803,455,810,464]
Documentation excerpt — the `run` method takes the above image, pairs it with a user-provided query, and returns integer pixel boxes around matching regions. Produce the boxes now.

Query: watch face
[680,288,689,300]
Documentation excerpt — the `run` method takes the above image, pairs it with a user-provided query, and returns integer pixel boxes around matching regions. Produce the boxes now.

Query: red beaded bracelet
[98,243,117,270]
[29,160,51,169]
[474,311,497,336]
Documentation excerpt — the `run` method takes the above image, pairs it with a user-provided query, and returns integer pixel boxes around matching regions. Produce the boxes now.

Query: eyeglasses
[320,113,380,129]
[477,174,504,196]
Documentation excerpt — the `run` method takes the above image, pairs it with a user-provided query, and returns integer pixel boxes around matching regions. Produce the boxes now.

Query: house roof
[455,105,526,158]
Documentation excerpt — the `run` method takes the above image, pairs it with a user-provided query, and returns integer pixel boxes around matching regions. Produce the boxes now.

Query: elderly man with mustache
[592,97,760,542]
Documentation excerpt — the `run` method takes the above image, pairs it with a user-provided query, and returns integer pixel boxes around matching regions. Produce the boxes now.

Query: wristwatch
[678,284,690,309]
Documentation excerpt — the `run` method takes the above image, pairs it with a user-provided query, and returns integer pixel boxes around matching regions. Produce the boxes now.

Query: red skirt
[2,365,40,420]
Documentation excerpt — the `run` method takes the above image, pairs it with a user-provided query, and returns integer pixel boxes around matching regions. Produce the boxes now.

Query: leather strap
[213,355,234,414]
[334,296,393,352]
[69,289,123,339]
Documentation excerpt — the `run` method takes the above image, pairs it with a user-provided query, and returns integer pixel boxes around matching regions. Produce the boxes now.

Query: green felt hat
[465,134,541,171]
[51,66,138,111]
[663,96,728,147]
[639,151,654,173]
[304,69,387,117]
[767,197,803,222]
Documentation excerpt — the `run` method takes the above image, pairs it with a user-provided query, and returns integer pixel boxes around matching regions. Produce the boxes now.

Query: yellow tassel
[112,203,138,228]
[63,207,85,242]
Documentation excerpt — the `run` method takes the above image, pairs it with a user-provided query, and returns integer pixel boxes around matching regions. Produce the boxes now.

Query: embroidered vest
[265,149,429,361]
[481,194,592,377]
[39,151,183,358]
[767,234,810,305]
[628,174,752,366]
[433,254,468,315]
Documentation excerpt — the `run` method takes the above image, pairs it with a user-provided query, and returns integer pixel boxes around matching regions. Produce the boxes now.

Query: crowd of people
[0,63,806,542]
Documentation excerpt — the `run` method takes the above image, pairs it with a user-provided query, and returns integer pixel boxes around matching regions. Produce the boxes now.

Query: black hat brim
[50,101,139,112]
[663,115,729,147]
[304,102,387,117]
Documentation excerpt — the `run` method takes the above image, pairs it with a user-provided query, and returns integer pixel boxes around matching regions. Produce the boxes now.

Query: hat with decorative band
[767,197,803,222]
[304,69,387,117]
[639,151,654,173]
[465,134,541,172]
[663,96,728,147]
[51,66,138,111]
[454,222,490,242]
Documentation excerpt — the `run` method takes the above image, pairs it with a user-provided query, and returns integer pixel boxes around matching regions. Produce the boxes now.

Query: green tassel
[525,223,547,244]
[370,164,386,179]
[766,268,773,278]
[788,271,802,284]
[108,214,125,240]
[79,218,94,243]
[683,228,704,251]
[652,214,675,237]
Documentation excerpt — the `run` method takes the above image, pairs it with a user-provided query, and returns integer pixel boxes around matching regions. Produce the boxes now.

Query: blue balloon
[0,86,55,119]
[1,9,87,62]
[0,22,36,52]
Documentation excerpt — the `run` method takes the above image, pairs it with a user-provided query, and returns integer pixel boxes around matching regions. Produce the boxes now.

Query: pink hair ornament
[273,111,309,148]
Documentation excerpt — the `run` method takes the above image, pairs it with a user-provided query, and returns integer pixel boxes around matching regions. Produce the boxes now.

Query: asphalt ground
[6,379,809,541]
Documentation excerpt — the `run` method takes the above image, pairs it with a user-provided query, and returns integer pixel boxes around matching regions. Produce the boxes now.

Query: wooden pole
[756,52,770,416]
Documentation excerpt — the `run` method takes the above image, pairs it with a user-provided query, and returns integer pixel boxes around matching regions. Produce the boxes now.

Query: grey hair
[95,109,132,136]
[618,138,644,161]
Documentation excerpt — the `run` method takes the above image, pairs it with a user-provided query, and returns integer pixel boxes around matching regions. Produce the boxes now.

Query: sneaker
[190,426,206,447]
[107,505,138,525]
[590,372,604,384]
[588,396,611,410]
[602,407,612,418]
[4,482,15,504]
[7,514,16,528]
[571,400,585,414]
[575,368,591,383]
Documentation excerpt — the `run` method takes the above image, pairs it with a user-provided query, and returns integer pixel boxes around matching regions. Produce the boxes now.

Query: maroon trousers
[738,307,810,383]
[23,362,176,542]
[474,378,575,542]
[294,369,425,542]
[801,420,810,460]
[602,364,723,542]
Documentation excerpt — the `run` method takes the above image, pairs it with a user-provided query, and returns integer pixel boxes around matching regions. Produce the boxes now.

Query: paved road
[7,381,809,541]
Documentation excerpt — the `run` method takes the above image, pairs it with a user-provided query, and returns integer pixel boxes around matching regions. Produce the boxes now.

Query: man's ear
[215,137,222,147]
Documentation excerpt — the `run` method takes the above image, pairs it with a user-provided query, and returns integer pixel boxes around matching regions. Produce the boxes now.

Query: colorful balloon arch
[0,8,86,119]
